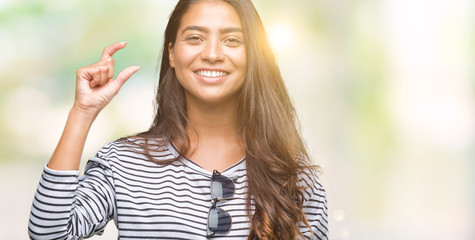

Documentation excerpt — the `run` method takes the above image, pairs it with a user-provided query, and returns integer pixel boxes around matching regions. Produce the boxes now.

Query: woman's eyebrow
[182,25,207,34]
[182,25,243,34]
[220,27,243,34]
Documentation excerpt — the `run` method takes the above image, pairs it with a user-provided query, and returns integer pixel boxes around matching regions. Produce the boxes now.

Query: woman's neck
[186,97,239,139]
[183,96,245,172]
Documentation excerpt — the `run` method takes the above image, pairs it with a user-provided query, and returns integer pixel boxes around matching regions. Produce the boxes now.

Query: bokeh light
[268,22,294,51]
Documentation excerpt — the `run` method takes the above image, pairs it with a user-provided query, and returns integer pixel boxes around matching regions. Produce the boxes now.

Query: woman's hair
[129,0,319,239]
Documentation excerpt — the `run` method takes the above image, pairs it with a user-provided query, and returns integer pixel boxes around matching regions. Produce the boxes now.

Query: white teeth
[197,70,228,77]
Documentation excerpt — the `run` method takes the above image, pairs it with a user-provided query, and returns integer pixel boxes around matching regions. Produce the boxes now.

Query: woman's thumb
[115,65,141,88]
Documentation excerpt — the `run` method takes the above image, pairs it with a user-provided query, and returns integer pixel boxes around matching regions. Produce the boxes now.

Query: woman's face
[169,0,247,105]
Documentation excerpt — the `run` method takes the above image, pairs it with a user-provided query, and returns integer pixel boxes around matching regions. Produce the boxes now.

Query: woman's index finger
[101,42,127,60]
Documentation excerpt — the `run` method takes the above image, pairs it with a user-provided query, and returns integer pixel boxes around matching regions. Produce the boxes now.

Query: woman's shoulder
[84,136,180,179]
[93,136,172,162]
[297,169,326,207]
[296,156,326,201]
[298,166,324,188]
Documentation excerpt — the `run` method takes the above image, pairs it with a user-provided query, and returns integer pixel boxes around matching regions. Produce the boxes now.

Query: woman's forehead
[178,0,242,32]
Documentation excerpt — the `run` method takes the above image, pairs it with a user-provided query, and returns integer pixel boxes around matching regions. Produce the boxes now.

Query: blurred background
[0,0,474,239]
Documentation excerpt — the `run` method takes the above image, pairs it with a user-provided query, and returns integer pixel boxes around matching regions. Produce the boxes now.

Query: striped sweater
[28,139,328,239]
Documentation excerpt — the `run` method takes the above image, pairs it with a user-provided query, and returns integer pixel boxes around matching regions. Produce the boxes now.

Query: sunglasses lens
[211,174,235,199]
[208,206,232,235]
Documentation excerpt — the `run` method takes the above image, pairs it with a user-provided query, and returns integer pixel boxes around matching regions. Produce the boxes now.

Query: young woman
[28,0,328,239]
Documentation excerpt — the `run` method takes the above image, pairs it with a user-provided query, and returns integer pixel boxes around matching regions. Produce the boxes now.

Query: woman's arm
[28,42,139,239]
[29,153,117,239]
[48,42,140,170]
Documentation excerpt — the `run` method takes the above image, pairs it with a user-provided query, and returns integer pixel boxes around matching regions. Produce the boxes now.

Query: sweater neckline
[166,141,246,177]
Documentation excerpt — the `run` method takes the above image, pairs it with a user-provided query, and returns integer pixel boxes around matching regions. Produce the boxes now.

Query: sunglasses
[206,170,236,237]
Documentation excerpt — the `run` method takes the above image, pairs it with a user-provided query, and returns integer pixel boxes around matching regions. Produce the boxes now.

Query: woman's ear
[168,42,175,68]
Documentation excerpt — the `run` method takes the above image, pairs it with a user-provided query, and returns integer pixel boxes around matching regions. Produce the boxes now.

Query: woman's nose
[201,39,225,62]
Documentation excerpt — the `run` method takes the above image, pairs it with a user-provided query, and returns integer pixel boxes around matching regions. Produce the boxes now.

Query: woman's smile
[194,68,230,84]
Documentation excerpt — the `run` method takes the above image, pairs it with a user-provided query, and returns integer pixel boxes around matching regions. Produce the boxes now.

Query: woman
[28,0,328,239]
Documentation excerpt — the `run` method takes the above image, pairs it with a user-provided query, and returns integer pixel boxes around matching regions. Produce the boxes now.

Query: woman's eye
[185,35,203,43]
[224,37,242,46]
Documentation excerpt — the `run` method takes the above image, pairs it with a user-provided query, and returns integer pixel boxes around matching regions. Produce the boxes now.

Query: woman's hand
[47,42,140,171]
[73,42,140,117]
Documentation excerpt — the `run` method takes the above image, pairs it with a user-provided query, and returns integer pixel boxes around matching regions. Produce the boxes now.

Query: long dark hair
[129,0,319,239]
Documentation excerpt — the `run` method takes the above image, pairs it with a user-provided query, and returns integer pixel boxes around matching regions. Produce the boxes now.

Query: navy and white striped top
[28,139,328,239]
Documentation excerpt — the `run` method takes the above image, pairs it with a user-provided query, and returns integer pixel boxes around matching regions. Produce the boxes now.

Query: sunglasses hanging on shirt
[206,170,235,237]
